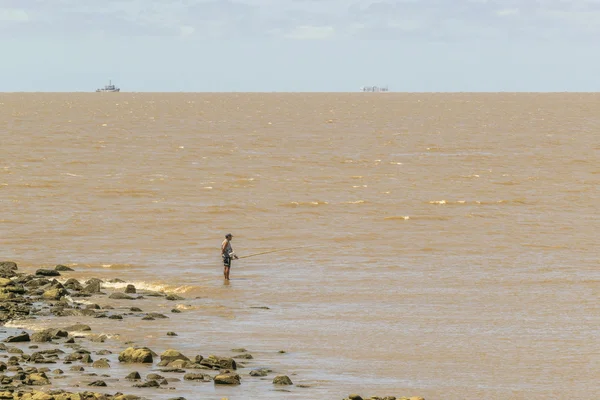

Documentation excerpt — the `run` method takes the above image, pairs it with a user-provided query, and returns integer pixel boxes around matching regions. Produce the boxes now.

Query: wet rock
[63,324,91,332]
[108,293,134,300]
[42,288,68,300]
[82,281,102,294]
[160,349,189,363]
[25,372,50,385]
[214,372,241,385]
[85,304,101,310]
[141,316,154,321]
[0,261,17,270]
[88,380,107,386]
[92,359,110,368]
[278,350,286,353]
[80,354,93,364]
[133,380,160,388]
[231,348,247,353]
[273,375,293,385]
[200,355,236,370]
[249,368,269,377]
[124,285,136,294]
[183,373,212,382]
[165,294,184,301]
[55,265,74,272]
[96,350,112,355]
[35,269,60,277]
[118,347,153,363]
[0,278,13,287]
[130,307,142,312]
[171,309,181,313]
[166,332,177,336]
[146,373,164,380]
[69,366,84,371]
[159,368,185,373]
[53,369,64,375]
[167,359,192,369]
[145,313,168,319]
[108,315,123,320]
[4,333,30,343]
[234,353,253,359]
[125,371,141,380]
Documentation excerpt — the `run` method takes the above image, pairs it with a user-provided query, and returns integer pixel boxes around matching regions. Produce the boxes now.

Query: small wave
[343,200,367,204]
[384,216,410,220]
[101,280,193,294]
[282,201,329,207]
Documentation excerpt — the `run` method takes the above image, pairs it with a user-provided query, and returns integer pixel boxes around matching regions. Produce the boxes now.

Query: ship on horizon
[96,80,120,92]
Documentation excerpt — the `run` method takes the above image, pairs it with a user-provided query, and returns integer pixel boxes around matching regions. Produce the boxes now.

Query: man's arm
[221,240,227,255]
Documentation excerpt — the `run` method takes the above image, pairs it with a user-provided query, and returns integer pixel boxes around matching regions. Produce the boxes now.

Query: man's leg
[225,264,231,280]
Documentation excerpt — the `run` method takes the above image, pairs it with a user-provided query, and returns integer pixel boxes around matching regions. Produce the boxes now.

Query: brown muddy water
[0,93,599,399]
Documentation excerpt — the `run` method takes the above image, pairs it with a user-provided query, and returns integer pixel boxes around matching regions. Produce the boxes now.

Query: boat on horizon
[96,80,120,92]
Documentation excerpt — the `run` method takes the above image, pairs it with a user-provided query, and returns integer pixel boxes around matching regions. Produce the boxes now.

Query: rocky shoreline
[0,261,424,400]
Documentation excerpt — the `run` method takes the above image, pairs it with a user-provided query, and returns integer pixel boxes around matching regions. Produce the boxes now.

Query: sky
[1,0,600,92]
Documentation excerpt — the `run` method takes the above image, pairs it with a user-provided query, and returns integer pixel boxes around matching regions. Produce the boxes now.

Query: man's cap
[225,233,233,238]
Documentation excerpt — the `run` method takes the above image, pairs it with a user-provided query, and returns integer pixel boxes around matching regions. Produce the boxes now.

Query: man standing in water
[221,233,238,280]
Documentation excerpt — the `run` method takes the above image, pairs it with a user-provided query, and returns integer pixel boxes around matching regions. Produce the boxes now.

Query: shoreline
[0,261,423,400]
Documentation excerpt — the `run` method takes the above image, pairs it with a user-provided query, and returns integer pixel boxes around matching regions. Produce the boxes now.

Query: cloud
[1,0,600,41]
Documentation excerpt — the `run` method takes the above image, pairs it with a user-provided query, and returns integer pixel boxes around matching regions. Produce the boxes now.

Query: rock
[82,281,101,294]
[108,293,134,300]
[108,315,123,320]
[167,359,191,369]
[171,309,181,313]
[147,373,164,380]
[348,395,363,400]
[92,359,110,368]
[133,380,160,388]
[0,278,13,287]
[30,392,54,400]
[0,262,17,270]
[249,368,269,377]
[145,313,168,319]
[35,269,60,277]
[183,373,212,382]
[165,294,184,301]
[166,332,177,336]
[125,371,141,380]
[118,347,153,363]
[25,372,50,385]
[96,350,112,355]
[4,333,30,343]
[124,285,136,294]
[160,349,190,363]
[234,353,253,359]
[231,348,247,353]
[214,372,241,385]
[69,366,85,371]
[89,335,107,343]
[55,265,74,272]
[200,355,236,370]
[130,307,143,312]
[31,331,53,343]
[273,375,293,385]
[141,316,154,321]
[63,324,91,332]
[53,369,64,375]
[42,288,68,300]
[88,380,107,386]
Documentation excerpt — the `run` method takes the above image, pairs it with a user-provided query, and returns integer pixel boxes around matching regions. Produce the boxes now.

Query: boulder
[55,265,74,271]
[63,324,91,332]
[35,269,60,277]
[160,349,190,363]
[42,288,67,300]
[183,373,212,382]
[25,372,50,385]
[166,294,184,301]
[133,380,160,388]
[88,380,107,386]
[273,375,293,385]
[63,279,83,291]
[249,368,269,377]
[0,262,17,270]
[125,371,141,380]
[109,293,134,300]
[4,333,30,343]
[30,331,53,343]
[82,281,101,294]
[125,285,136,294]
[200,355,236,370]
[214,372,241,385]
[0,278,13,287]
[92,359,110,368]
[118,347,153,364]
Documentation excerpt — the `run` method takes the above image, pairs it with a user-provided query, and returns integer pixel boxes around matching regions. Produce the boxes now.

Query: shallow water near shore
[1,93,599,399]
